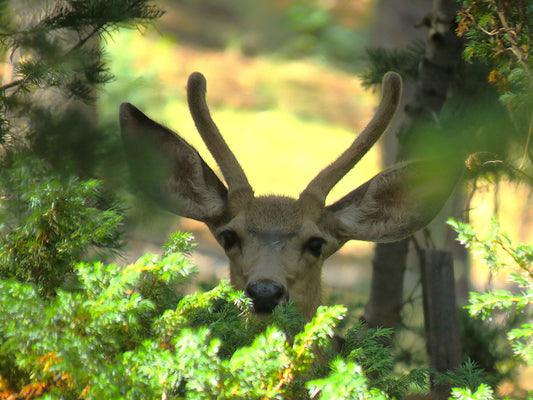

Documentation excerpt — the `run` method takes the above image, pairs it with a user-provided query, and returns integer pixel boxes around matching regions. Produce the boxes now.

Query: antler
[187,72,254,214]
[299,72,402,214]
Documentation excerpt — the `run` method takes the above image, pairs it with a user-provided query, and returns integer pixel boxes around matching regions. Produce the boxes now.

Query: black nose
[245,280,288,314]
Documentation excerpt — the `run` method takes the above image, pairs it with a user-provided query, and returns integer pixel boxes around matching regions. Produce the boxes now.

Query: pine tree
[0,0,164,291]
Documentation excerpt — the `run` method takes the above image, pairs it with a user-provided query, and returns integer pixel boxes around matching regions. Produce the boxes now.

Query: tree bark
[362,238,409,330]
[421,249,461,395]
[407,0,463,120]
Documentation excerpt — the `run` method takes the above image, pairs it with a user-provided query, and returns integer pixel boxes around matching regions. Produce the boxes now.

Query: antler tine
[299,72,402,212]
[187,72,254,213]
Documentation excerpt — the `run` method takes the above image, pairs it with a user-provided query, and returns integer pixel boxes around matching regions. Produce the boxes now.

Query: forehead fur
[245,195,303,234]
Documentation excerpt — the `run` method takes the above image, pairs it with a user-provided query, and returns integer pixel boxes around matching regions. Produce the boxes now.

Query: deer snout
[245,280,288,314]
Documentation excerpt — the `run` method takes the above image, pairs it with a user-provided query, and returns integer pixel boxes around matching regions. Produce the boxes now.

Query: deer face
[214,196,338,319]
[120,72,455,320]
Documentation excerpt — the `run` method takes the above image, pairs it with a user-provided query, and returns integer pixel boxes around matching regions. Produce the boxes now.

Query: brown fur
[212,196,331,319]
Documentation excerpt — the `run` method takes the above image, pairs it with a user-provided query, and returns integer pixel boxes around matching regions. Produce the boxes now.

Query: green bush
[0,157,123,295]
[3,189,532,398]
[0,229,435,400]
[449,218,533,395]
[0,239,338,399]
[3,168,531,399]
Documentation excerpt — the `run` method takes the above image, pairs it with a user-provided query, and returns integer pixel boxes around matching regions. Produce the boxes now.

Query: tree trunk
[362,238,409,330]
[421,249,461,395]
[363,0,433,331]
[364,0,464,349]
[408,0,463,119]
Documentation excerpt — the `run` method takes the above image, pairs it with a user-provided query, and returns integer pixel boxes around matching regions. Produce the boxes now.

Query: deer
[119,71,455,321]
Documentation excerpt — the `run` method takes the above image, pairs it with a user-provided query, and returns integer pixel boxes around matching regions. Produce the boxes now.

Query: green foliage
[0,235,361,399]
[449,218,533,391]
[451,383,495,400]
[282,2,367,71]
[0,0,163,105]
[0,0,164,179]
[3,187,529,399]
[0,240,196,399]
[360,42,425,87]
[0,156,123,295]
[449,217,533,279]
[342,322,428,398]
[0,228,436,400]
[41,0,164,32]
[0,0,164,296]
[457,1,532,104]
[435,359,490,393]
[363,1,533,181]
[458,308,520,386]
[164,231,197,257]
[457,0,533,175]
[171,305,346,399]
[307,359,387,400]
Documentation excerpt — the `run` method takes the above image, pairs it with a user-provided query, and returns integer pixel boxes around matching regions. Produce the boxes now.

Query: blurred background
[101,0,384,290]
[93,0,533,301]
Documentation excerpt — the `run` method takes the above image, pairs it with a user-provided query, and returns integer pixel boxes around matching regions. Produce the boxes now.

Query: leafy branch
[457,0,533,176]
[449,218,533,370]
[0,0,164,95]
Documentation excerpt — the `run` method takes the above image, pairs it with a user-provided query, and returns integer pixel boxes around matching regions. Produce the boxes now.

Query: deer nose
[245,280,288,314]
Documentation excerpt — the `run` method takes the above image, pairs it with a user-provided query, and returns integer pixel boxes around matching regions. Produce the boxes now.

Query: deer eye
[304,237,326,258]
[219,230,240,251]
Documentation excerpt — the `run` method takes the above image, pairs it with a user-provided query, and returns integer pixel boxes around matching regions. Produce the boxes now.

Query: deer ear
[325,160,460,243]
[119,102,229,226]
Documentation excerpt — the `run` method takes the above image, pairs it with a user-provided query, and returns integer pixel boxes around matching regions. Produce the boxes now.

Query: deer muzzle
[245,280,289,314]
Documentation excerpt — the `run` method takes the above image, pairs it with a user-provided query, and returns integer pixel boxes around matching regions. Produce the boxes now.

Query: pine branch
[0,0,164,94]
[0,77,25,92]
[67,0,160,53]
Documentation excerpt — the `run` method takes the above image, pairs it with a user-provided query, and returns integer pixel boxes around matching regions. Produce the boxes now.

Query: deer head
[120,72,454,320]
